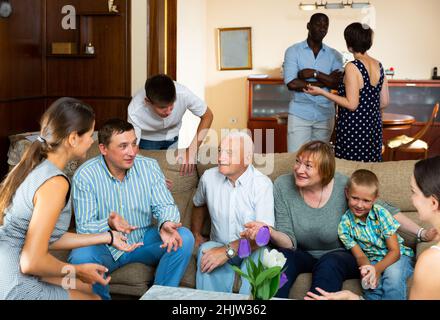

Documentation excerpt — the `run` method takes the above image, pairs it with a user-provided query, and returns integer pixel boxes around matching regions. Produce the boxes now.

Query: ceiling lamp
[325,2,344,9]
[299,3,318,10]
[350,1,370,9]
[299,1,370,10]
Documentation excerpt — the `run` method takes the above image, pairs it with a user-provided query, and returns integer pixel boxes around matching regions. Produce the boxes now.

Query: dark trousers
[276,248,359,298]
[139,136,178,150]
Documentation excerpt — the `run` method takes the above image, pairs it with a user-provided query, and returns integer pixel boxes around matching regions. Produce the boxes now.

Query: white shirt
[193,165,275,245]
[128,82,207,142]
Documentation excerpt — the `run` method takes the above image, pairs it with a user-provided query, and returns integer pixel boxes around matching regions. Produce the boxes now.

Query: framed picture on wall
[217,27,252,71]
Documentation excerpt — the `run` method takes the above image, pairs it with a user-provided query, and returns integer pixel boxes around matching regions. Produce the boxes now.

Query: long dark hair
[0,97,95,225]
[414,156,440,203]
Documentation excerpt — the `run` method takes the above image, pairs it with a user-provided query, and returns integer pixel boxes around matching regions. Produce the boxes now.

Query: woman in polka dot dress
[305,22,389,162]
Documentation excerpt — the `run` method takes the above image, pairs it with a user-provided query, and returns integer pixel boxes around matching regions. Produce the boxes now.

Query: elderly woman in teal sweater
[242,140,437,298]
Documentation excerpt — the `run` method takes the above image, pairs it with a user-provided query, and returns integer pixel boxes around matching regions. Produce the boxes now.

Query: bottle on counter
[385,67,395,79]
[433,67,439,80]
[85,42,95,55]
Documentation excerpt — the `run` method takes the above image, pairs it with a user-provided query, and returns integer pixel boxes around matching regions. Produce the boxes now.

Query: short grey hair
[221,131,254,164]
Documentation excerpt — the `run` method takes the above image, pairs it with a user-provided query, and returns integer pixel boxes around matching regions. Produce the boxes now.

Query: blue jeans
[287,114,335,152]
[363,255,414,300]
[276,248,359,298]
[139,136,178,150]
[196,241,264,294]
[68,226,194,300]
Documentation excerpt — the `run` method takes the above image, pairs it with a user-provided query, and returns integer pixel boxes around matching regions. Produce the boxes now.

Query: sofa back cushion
[83,144,418,232]
[332,158,417,212]
[197,150,418,212]
[84,143,199,229]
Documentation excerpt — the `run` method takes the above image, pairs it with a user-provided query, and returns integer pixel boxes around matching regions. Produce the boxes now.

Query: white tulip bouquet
[231,226,288,300]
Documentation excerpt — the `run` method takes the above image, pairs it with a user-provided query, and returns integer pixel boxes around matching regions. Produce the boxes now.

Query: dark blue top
[335,60,385,162]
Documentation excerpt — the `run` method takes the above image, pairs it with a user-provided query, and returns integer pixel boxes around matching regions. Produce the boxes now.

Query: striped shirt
[72,155,180,261]
[338,204,414,262]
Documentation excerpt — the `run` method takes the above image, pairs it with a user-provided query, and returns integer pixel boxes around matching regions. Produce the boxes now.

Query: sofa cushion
[197,151,418,213]
[416,241,437,259]
[84,143,199,230]
[180,250,198,288]
[136,149,199,230]
[55,145,421,299]
[332,158,418,212]
[50,249,152,298]
[110,263,154,287]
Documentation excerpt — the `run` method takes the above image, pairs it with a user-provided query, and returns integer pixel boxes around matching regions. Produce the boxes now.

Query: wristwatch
[313,70,319,78]
[225,243,236,259]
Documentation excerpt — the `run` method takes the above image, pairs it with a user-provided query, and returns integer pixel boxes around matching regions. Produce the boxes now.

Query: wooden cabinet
[247,77,440,158]
[247,78,290,153]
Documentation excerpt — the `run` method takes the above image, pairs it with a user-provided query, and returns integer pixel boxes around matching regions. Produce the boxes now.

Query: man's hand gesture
[111,230,144,252]
[108,212,138,234]
[177,147,197,176]
[160,221,183,253]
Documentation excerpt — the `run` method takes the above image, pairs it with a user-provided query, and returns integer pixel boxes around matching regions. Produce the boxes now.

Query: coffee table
[140,285,250,300]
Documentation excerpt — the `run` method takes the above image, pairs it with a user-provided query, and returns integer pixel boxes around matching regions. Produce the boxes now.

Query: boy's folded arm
[374,233,401,274]
[351,244,371,267]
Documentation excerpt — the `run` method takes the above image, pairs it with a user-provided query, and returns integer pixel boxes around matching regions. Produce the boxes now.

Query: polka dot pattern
[335,60,385,162]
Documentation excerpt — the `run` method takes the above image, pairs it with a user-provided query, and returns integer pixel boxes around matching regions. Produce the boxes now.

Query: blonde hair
[296,140,335,187]
[347,169,379,197]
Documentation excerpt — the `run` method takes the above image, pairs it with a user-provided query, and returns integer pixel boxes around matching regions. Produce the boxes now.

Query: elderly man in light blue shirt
[283,13,343,152]
[191,132,275,294]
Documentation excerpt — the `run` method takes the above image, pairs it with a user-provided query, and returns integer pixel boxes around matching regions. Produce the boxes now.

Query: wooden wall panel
[46,1,130,97]
[45,97,130,129]
[0,0,132,177]
[0,100,46,178]
[82,99,130,129]
[0,0,44,101]
[0,0,45,176]
[45,0,79,54]
[78,0,117,13]
[148,0,176,79]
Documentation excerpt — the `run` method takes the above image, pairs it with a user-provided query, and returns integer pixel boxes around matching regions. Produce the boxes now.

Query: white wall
[177,0,440,139]
[131,0,207,149]
[176,0,207,148]
[131,0,440,145]
[131,0,148,95]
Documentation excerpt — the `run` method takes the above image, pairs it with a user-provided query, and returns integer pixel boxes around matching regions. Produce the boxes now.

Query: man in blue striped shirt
[68,119,194,300]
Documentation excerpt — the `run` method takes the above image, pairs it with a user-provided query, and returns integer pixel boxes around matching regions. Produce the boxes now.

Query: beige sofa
[46,143,431,299]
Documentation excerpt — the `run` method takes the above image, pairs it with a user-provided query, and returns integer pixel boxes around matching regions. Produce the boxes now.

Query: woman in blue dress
[305,22,390,162]
[0,98,142,300]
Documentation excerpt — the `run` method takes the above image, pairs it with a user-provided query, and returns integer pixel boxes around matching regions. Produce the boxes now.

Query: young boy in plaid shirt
[338,169,414,300]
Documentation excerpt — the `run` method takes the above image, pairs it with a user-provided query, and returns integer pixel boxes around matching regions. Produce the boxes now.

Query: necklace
[300,185,324,209]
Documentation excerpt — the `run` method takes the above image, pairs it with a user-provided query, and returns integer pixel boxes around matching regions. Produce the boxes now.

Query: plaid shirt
[338,204,414,262]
